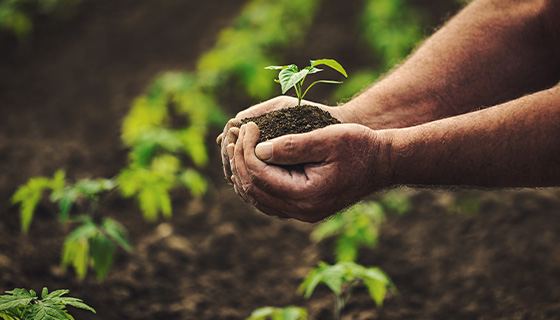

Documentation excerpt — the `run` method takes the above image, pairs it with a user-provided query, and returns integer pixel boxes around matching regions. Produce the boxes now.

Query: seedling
[265,59,347,107]
[299,261,395,320]
[246,306,307,320]
[12,172,132,281]
[311,202,386,263]
[0,287,95,320]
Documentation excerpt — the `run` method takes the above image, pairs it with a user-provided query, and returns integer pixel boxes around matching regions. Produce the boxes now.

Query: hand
[230,122,392,222]
[216,96,338,184]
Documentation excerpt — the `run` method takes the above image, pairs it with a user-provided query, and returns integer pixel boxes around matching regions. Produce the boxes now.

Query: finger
[233,124,251,199]
[216,133,223,145]
[254,128,333,165]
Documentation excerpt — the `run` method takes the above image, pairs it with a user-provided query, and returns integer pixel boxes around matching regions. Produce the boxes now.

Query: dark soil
[240,105,341,143]
[2,1,560,320]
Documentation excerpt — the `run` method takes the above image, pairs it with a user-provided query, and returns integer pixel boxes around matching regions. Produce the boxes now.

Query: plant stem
[334,294,344,320]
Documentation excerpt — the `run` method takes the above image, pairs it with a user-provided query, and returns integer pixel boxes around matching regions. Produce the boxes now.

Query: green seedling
[62,216,132,281]
[311,202,386,263]
[0,287,95,320]
[299,261,395,320]
[12,173,132,282]
[246,306,307,320]
[265,59,347,107]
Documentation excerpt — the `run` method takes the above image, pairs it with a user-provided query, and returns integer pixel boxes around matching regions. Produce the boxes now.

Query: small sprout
[299,261,395,320]
[246,306,307,320]
[266,59,347,107]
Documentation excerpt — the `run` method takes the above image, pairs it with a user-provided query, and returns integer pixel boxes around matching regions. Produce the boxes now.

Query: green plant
[299,261,395,320]
[12,173,132,281]
[0,287,95,320]
[265,59,347,107]
[246,306,307,320]
[311,201,386,262]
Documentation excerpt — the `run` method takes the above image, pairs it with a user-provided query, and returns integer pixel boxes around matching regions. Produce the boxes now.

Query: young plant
[265,59,347,107]
[299,261,395,320]
[12,173,132,282]
[311,201,386,263]
[246,306,307,320]
[0,287,95,320]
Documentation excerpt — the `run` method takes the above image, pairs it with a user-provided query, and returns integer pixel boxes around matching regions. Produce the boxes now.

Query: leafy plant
[311,201,386,262]
[0,287,95,320]
[246,306,307,320]
[265,59,347,107]
[12,174,132,282]
[62,216,132,281]
[299,261,395,320]
[11,170,65,233]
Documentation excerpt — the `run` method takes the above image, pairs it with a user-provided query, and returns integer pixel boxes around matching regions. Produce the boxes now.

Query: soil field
[1,1,560,319]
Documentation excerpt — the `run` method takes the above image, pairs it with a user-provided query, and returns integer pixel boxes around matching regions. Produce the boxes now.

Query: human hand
[216,96,340,184]
[229,122,392,222]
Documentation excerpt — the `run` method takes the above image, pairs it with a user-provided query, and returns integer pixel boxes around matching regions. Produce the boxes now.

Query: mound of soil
[240,105,340,143]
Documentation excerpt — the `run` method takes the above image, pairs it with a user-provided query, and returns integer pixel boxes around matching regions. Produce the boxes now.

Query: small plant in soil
[0,287,95,320]
[299,261,395,320]
[246,306,307,320]
[265,59,347,108]
[241,59,347,143]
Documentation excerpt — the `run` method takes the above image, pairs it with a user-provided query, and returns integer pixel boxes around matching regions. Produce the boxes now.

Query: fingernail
[227,143,234,159]
[255,142,272,161]
[231,175,236,184]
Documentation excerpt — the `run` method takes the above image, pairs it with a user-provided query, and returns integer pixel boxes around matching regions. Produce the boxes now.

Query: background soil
[1,1,560,319]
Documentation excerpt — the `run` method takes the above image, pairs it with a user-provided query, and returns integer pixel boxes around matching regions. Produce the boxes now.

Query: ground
[1,0,560,319]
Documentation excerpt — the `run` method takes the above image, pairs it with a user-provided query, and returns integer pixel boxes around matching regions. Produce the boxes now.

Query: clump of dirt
[241,105,341,143]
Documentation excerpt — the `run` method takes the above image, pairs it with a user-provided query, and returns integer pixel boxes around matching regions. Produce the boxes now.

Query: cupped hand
[229,122,393,222]
[217,96,345,184]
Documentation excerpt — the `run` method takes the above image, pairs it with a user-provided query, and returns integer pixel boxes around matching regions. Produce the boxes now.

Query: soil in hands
[241,105,340,143]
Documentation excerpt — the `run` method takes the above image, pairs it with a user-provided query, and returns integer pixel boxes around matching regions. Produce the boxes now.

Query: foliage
[246,306,307,320]
[11,170,66,233]
[0,287,95,320]
[62,216,132,281]
[334,0,425,101]
[0,0,83,39]
[12,174,132,282]
[299,261,395,320]
[265,59,347,107]
[311,201,386,262]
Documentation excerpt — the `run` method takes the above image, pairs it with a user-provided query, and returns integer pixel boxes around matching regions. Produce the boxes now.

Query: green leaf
[178,169,208,198]
[0,288,36,311]
[101,218,133,252]
[26,301,67,320]
[278,66,308,95]
[264,65,290,70]
[90,235,116,282]
[247,307,275,320]
[335,235,358,262]
[310,59,348,77]
[12,177,53,233]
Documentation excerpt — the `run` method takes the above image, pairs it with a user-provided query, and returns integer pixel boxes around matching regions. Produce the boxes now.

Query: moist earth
[241,105,340,143]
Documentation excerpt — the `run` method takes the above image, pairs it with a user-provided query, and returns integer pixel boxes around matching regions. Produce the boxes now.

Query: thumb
[255,132,328,165]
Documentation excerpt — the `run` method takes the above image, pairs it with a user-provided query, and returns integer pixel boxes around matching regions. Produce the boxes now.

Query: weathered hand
[216,96,338,184]
[230,122,392,222]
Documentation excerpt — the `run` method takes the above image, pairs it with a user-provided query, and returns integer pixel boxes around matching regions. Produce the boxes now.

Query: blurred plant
[0,0,83,39]
[246,306,307,320]
[0,287,95,320]
[265,59,347,107]
[299,261,395,320]
[312,202,386,263]
[12,171,132,281]
[333,0,425,101]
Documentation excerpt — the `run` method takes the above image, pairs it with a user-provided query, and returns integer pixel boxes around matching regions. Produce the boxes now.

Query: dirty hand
[216,96,340,184]
[229,122,392,222]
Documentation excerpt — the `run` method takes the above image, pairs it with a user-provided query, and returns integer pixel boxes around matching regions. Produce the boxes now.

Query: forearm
[342,0,560,129]
[384,86,560,188]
